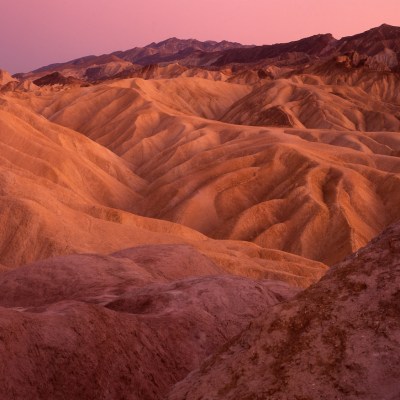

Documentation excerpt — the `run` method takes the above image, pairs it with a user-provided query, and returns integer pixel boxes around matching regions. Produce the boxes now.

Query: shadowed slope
[0,245,297,400]
[15,54,135,82]
[336,24,400,58]
[0,245,222,308]
[212,33,337,66]
[15,38,249,82]
[170,221,400,400]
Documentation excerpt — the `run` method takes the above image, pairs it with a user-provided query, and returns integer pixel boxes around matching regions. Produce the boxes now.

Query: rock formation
[170,221,400,400]
[0,245,297,400]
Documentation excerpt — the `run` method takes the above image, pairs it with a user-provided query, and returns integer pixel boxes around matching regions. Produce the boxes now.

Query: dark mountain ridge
[13,24,400,82]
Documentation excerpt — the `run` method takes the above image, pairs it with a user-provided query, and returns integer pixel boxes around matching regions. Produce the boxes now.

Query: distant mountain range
[13,23,400,83]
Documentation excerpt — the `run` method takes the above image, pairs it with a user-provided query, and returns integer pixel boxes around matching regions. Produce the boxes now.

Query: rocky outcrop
[0,79,38,92]
[336,23,400,58]
[0,245,296,400]
[365,48,399,71]
[33,71,85,86]
[0,69,17,86]
[170,221,400,400]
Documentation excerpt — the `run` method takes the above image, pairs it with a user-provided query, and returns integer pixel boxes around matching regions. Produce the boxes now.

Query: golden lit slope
[0,95,324,286]
[0,69,17,86]
[221,77,400,131]
[12,78,400,265]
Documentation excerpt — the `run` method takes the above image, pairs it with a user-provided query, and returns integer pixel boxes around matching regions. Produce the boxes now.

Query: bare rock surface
[170,222,400,400]
[0,244,222,308]
[0,69,17,86]
[0,245,296,400]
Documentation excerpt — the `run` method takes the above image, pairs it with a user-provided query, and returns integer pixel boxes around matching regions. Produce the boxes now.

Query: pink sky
[1,0,399,73]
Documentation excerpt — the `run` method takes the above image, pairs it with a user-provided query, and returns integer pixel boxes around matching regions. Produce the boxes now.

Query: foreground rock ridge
[0,245,297,399]
[0,23,400,399]
[170,222,400,400]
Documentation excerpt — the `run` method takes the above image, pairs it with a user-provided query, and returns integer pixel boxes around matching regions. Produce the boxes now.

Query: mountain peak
[337,23,400,57]
[343,23,400,40]
[371,23,400,34]
[0,68,17,85]
[378,23,396,29]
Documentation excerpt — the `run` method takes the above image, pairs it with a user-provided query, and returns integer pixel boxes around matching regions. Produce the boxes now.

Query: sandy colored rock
[13,74,400,266]
[0,69,17,86]
[0,93,326,286]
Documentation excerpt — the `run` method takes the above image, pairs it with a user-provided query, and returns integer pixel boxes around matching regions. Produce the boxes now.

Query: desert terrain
[1,23,400,399]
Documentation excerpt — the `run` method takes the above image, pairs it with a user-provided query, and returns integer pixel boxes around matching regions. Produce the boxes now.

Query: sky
[1,0,399,73]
